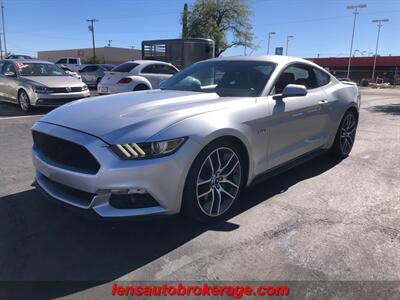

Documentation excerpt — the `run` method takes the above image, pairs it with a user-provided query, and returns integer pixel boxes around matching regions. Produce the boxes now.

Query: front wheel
[330,110,358,158]
[182,140,244,222]
[18,90,31,112]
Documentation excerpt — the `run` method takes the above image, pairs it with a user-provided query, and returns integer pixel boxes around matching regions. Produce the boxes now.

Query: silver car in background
[79,64,114,87]
[32,56,360,222]
[0,59,90,111]
[97,60,178,95]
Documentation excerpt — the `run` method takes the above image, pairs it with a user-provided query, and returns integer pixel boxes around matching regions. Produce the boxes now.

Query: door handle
[319,99,328,104]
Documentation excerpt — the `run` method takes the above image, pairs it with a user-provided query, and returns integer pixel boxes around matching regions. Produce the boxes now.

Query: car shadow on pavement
[0,153,341,299]
[366,103,400,116]
[0,102,53,117]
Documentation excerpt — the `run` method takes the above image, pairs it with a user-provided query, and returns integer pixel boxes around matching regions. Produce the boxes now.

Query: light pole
[267,32,275,55]
[346,4,367,79]
[1,0,6,57]
[86,18,98,63]
[285,35,294,56]
[371,18,389,82]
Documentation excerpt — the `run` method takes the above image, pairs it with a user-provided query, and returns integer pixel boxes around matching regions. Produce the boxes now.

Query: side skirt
[250,148,326,187]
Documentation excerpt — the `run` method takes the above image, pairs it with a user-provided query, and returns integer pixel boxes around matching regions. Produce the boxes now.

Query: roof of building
[306,56,400,67]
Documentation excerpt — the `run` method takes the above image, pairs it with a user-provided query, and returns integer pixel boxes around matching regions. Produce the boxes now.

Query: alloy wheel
[340,113,357,155]
[19,92,30,111]
[196,147,241,217]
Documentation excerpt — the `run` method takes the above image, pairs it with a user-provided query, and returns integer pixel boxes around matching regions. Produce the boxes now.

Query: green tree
[182,0,253,56]
[182,3,189,38]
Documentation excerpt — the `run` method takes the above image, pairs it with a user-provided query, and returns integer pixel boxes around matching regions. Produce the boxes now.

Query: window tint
[2,62,16,75]
[56,58,67,64]
[142,64,178,75]
[314,68,331,87]
[68,58,78,64]
[161,60,276,97]
[112,62,139,73]
[274,64,317,93]
[80,66,98,73]
[157,65,177,74]
[0,61,5,73]
[102,65,114,71]
[141,64,158,74]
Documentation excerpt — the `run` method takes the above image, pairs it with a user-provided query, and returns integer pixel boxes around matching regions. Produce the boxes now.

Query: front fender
[148,114,255,186]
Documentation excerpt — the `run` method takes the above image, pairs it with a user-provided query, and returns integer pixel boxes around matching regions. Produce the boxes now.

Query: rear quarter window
[314,68,331,87]
[112,63,139,73]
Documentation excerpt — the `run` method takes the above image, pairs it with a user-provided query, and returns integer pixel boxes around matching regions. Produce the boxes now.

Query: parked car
[0,59,90,111]
[6,54,33,60]
[60,66,82,80]
[79,64,114,87]
[55,57,82,72]
[97,60,178,95]
[32,55,360,221]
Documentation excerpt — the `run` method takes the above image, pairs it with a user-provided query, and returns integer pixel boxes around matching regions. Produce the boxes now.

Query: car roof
[205,55,322,68]
[5,59,54,64]
[121,60,173,66]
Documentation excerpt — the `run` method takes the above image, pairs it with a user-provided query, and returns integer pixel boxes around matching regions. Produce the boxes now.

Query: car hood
[39,90,251,144]
[22,76,84,87]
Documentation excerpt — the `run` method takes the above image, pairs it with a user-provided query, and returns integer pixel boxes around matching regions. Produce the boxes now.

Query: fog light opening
[109,192,159,209]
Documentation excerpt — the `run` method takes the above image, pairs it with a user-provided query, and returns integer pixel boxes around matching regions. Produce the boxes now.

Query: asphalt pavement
[0,88,399,299]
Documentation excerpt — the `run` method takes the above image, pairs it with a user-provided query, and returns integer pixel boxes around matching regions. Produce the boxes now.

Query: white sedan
[97,60,178,95]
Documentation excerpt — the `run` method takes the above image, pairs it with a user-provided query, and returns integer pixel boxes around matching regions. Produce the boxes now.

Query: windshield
[17,63,66,77]
[161,60,276,97]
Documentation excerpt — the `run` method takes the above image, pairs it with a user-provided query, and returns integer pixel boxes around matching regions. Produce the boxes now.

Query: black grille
[49,87,83,93]
[36,98,83,106]
[32,131,100,174]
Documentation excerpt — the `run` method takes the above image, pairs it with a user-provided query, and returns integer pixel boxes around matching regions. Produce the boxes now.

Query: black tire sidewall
[331,110,358,158]
[182,139,245,222]
[134,84,149,91]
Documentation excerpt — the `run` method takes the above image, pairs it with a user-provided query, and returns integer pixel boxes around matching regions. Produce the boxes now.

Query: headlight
[111,137,186,160]
[34,86,49,93]
[82,84,88,91]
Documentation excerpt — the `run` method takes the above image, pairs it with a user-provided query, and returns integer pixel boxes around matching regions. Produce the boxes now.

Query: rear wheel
[133,84,149,91]
[18,90,31,112]
[330,110,358,158]
[182,140,244,222]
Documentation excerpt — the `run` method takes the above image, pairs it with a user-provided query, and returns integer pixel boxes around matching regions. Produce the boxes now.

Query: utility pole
[285,35,294,56]
[346,4,367,79]
[267,32,275,55]
[107,39,112,47]
[1,0,6,57]
[86,18,98,63]
[371,18,389,82]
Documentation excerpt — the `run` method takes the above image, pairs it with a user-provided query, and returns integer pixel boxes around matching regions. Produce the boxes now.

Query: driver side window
[274,64,317,94]
[2,62,16,75]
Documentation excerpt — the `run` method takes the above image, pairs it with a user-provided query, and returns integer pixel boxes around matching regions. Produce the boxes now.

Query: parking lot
[0,88,399,298]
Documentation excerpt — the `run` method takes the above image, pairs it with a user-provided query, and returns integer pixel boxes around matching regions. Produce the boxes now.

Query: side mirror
[273,84,307,100]
[4,71,16,77]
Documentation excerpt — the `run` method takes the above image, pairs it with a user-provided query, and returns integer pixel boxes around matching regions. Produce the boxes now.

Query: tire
[182,139,245,222]
[133,84,149,91]
[330,109,358,158]
[18,90,31,112]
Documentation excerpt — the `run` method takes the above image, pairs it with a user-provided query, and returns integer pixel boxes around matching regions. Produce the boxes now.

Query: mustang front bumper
[31,121,201,218]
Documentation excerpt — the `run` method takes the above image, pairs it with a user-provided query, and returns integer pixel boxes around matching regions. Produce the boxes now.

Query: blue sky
[4,0,400,58]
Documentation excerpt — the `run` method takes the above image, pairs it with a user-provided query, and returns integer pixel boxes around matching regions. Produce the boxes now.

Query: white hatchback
[97,60,179,95]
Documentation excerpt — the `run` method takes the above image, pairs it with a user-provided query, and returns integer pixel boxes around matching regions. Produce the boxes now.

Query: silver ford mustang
[32,56,360,221]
